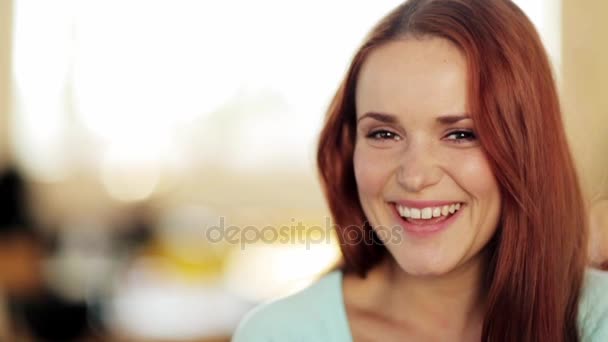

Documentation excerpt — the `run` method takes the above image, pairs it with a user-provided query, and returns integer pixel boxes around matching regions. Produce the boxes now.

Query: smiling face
[353,36,501,276]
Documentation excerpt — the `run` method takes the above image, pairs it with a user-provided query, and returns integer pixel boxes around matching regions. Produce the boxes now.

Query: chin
[393,256,456,278]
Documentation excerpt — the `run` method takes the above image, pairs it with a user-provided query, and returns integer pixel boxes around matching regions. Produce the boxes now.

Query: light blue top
[233,269,608,341]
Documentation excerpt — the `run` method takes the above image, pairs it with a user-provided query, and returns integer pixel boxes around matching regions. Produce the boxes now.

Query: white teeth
[398,206,411,218]
[396,203,462,220]
[410,208,421,219]
[432,207,441,218]
[421,208,432,219]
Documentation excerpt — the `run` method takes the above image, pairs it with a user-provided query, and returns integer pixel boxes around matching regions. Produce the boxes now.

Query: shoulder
[579,268,608,340]
[232,271,350,342]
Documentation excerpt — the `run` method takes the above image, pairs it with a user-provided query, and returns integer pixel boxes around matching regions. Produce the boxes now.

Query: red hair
[317,1,588,341]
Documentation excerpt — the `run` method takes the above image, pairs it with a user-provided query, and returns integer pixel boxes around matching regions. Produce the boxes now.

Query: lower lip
[391,204,463,237]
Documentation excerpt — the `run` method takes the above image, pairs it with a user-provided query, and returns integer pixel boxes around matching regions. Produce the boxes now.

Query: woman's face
[353,37,501,276]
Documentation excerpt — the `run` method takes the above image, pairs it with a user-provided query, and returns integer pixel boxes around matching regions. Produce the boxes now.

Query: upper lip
[392,200,463,208]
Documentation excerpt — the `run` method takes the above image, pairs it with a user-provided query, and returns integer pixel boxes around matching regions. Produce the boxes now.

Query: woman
[233,0,608,341]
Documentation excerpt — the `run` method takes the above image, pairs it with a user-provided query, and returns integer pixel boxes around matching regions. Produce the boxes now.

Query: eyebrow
[436,114,471,124]
[357,112,471,124]
[357,112,398,124]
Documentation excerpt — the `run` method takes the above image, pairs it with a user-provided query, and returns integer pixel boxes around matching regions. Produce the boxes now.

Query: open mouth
[392,202,464,235]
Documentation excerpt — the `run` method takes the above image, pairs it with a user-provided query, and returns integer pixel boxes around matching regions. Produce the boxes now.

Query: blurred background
[0,0,606,341]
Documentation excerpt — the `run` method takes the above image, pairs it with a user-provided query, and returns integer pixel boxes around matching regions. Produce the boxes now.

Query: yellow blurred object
[138,238,227,282]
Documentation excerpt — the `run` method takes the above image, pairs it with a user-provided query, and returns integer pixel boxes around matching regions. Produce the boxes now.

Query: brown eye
[366,130,402,141]
[445,130,476,143]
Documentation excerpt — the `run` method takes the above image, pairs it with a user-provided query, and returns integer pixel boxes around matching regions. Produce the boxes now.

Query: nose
[396,141,442,193]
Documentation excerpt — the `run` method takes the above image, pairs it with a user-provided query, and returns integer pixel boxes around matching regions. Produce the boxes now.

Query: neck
[374,254,488,339]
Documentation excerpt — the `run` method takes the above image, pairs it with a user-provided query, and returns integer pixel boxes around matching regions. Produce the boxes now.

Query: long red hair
[317,1,588,341]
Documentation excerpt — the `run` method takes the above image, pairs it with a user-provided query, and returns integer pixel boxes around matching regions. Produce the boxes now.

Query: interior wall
[0,0,13,169]
[562,0,608,203]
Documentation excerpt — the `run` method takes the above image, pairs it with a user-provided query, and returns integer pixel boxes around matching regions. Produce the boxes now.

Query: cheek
[449,150,500,202]
[451,151,502,238]
[353,146,395,197]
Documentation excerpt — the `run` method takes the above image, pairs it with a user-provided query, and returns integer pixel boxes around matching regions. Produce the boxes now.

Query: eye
[366,130,402,141]
[444,129,477,143]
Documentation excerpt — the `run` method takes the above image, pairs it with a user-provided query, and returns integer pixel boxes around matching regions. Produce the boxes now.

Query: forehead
[355,37,468,118]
